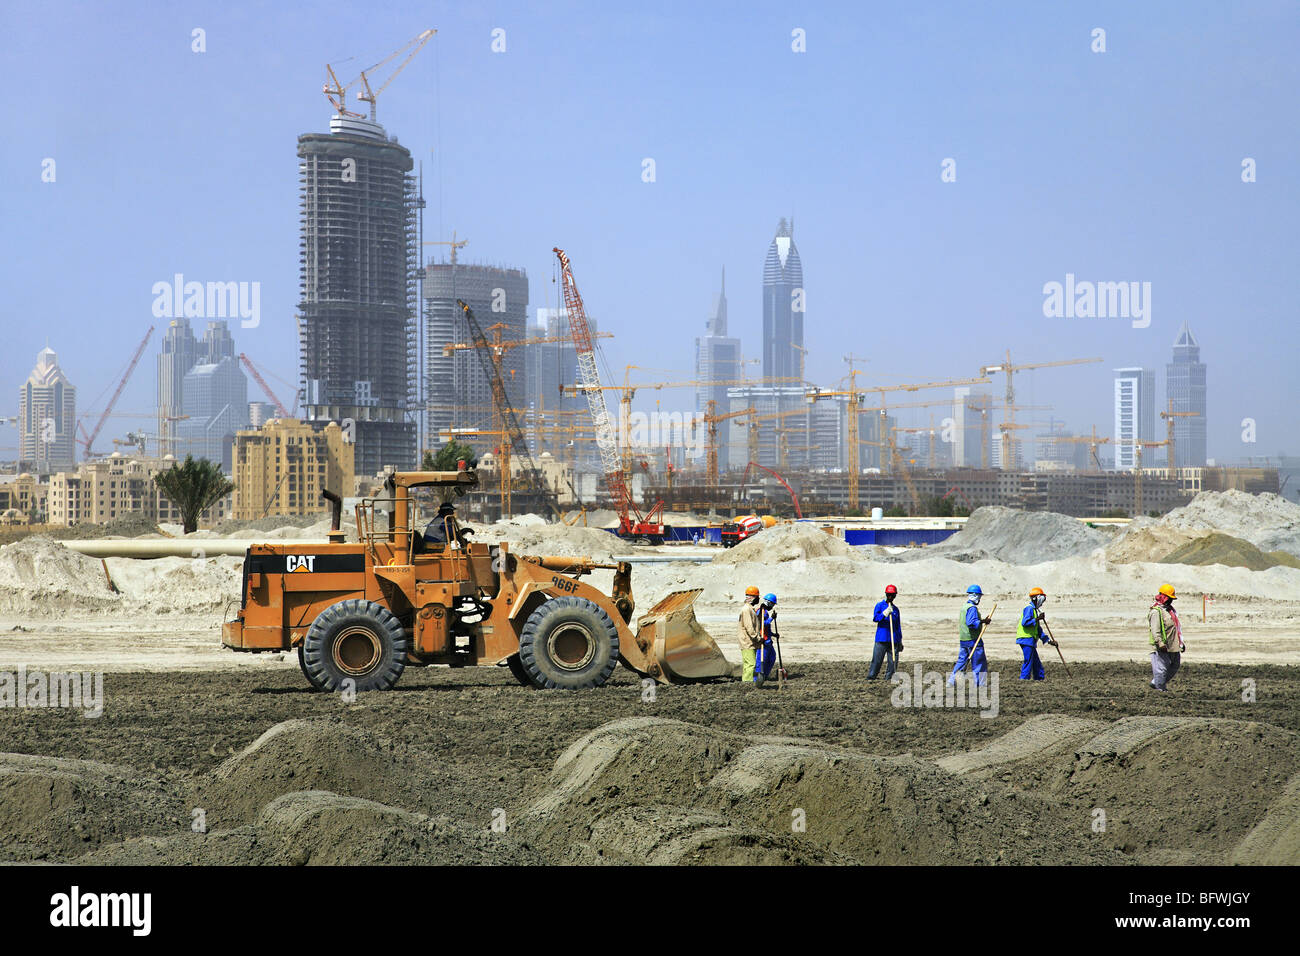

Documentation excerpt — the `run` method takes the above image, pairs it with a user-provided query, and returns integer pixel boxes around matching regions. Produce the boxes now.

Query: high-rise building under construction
[298,114,418,477]
[423,262,528,453]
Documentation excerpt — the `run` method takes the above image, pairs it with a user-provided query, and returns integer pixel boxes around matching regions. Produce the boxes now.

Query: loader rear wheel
[298,643,327,691]
[519,596,619,690]
[505,653,536,687]
[302,599,408,693]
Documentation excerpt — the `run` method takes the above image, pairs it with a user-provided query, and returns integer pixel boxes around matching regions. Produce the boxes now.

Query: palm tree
[154,456,234,534]
[422,440,478,471]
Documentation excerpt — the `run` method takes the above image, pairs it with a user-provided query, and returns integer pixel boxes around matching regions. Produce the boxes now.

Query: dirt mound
[1154,490,1300,557]
[0,536,123,615]
[1106,522,1197,564]
[917,507,1107,564]
[196,719,434,827]
[1231,771,1300,865]
[105,555,243,614]
[1039,717,1300,860]
[471,522,621,560]
[0,753,187,861]
[935,714,1107,776]
[518,717,1122,865]
[712,522,854,565]
[1159,532,1300,571]
[81,791,540,865]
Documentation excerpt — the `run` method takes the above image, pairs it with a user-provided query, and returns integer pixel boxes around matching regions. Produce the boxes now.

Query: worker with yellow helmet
[738,585,762,683]
[1148,583,1184,692]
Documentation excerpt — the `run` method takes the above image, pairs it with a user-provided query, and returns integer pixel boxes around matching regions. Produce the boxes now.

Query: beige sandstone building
[232,419,354,520]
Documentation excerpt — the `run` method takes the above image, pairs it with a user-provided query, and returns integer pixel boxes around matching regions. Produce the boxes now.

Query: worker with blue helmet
[754,592,778,686]
[949,585,992,687]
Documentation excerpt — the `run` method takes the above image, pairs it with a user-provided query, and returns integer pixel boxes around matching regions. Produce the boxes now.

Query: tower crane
[1160,399,1200,471]
[554,247,665,542]
[977,351,1103,470]
[805,373,992,511]
[239,354,292,419]
[77,325,154,458]
[324,29,436,122]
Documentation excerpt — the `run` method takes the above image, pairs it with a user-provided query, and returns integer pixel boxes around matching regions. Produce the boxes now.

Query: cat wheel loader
[221,467,734,691]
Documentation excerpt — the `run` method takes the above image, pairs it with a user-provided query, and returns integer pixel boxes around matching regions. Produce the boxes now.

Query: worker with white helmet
[949,584,992,687]
[738,585,761,683]
[1148,583,1184,692]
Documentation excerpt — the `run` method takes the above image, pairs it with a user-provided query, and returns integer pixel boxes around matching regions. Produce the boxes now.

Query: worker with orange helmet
[738,585,762,683]
[1016,587,1056,680]
[1148,583,1184,692]
[868,585,902,680]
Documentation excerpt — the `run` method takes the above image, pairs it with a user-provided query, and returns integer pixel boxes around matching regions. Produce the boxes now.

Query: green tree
[154,456,234,534]
[422,440,478,471]
[884,505,907,517]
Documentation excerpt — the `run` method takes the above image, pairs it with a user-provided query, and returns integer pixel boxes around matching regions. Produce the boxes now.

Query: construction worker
[949,584,992,686]
[1148,583,1184,692]
[1016,587,1056,680]
[754,593,779,686]
[738,586,762,683]
[868,585,902,680]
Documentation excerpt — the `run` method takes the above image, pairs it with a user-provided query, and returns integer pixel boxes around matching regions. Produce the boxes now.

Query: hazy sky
[3,0,1297,462]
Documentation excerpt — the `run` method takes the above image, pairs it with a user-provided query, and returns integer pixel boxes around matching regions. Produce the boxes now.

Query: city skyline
[4,2,1297,469]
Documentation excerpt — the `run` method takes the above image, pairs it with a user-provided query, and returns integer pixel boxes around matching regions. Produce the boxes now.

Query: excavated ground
[1,660,1297,865]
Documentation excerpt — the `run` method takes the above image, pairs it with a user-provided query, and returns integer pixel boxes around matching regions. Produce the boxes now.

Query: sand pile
[1038,717,1300,861]
[471,522,620,560]
[104,554,243,614]
[196,719,436,827]
[713,522,854,565]
[913,507,1107,564]
[0,753,188,861]
[517,717,1123,865]
[0,535,123,615]
[1105,520,1197,563]
[1160,532,1300,571]
[1154,490,1300,557]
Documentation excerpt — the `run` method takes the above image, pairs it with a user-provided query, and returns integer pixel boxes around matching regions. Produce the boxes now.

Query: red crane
[79,325,154,457]
[553,247,664,542]
[741,461,803,518]
[239,353,291,418]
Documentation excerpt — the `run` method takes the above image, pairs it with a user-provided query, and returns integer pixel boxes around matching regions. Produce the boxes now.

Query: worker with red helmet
[1148,583,1184,692]
[868,584,902,680]
[738,585,762,683]
[1016,587,1056,680]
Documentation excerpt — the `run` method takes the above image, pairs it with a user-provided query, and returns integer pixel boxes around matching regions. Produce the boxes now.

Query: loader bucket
[631,588,734,683]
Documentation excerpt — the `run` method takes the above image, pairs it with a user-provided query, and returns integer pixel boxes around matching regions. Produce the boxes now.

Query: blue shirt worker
[868,584,902,680]
[1016,587,1056,680]
[754,593,779,686]
[949,585,992,686]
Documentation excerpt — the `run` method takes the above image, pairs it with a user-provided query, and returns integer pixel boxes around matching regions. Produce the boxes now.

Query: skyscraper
[159,319,249,468]
[157,318,199,442]
[423,262,529,453]
[19,346,77,474]
[762,218,804,381]
[1113,367,1157,470]
[694,269,741,470]
[298,113,418,478]
[1166,322,1207,467]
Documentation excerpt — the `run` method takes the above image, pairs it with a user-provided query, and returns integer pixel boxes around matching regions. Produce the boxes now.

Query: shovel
[773,628,788,690]
[1039,614,1072,678]
[966,602,996,675]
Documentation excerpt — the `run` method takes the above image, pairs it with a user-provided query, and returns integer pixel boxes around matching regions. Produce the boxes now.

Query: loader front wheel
[302,599,408,692]
[505,653,536,687]
[519,597,619,689]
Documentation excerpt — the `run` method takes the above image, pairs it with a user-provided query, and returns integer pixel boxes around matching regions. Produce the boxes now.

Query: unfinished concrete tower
[298,114,418,478]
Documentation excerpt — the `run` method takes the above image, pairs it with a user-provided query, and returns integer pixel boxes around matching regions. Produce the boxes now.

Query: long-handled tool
[887,607,900,677]
[965,602,996,677]
[773,627,787,690]
[1039,614,1072,678]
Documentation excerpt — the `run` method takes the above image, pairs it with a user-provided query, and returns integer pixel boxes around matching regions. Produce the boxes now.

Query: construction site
[3,10,1298,887]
